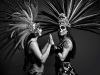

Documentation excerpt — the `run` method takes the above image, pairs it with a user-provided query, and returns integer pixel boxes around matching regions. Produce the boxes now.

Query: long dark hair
[23,32,39,71]
[67,29,76,59]
[58,27,76,58]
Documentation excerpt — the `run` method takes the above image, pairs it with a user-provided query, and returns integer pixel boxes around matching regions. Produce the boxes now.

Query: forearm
[41,43,51,63]
[58,47,70,61]
[42,42,49,54]
[58,53,65,61]
[30,39,52,63]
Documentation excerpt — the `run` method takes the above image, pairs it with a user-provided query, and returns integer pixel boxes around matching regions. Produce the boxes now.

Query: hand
[54,45,57,50]
[48,34,54,45]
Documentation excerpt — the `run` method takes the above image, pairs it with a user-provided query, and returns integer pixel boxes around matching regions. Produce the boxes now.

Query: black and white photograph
[0,0,100,75]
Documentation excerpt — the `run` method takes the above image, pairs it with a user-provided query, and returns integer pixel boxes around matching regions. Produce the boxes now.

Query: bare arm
[58,39,73,61]
[42,34,55,54]
[41,42,49,54]
[30,41,51,63]
[29,34,54,63]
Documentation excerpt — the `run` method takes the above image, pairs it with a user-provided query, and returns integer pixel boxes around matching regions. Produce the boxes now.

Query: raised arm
[41,42,49,54]
[58,39,73,61]
[29,34,54,63]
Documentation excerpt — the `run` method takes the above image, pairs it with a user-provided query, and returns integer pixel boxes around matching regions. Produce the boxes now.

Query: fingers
[49,34,53,40]
[49,34,52,38]
[49,34,55,45]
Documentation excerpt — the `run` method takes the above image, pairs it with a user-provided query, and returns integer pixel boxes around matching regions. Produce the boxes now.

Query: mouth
[60,30,67,35]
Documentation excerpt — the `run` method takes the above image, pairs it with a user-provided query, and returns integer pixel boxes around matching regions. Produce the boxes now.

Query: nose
[59,28,63,33]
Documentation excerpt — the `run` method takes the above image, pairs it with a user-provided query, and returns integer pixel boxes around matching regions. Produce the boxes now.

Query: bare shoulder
[64,37,72,44]
[27,38,38,53]
[28,38,38,47]
[63,37,73,51]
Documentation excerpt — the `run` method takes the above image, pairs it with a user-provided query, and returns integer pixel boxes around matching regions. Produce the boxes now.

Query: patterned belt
[29,64,44,75]
[58,62,75,75]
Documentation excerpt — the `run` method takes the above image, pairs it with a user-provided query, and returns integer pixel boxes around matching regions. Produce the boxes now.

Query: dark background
[0,0,100,75]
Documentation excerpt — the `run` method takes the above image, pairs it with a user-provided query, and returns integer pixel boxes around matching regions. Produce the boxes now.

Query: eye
[61,26,65,29]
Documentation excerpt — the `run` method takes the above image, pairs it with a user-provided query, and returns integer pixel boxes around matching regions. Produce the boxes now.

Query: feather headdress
[38,0,100,35]
[0,0,39,61]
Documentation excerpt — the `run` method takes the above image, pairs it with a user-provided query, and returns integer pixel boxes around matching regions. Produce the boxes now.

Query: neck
[59,35,66,42]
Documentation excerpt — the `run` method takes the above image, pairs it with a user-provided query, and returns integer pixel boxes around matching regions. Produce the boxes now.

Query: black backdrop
[0,0,100,75]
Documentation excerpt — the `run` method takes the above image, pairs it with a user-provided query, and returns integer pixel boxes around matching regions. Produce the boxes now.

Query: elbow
[40,58,46,63]
[39,57,46,63]
[58,53,65,61]
[60,58,65,61]
[41,60,45,63]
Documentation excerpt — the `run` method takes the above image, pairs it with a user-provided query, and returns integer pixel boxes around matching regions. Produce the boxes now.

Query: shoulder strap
[57,38,67,46]
[57,37,71,48]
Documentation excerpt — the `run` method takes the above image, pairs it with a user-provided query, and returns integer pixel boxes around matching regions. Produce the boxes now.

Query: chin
[60,32,67,36]
[60,33,65,36]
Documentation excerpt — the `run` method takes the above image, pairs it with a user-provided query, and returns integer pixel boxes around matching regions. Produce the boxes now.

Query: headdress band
[59,13,71,28]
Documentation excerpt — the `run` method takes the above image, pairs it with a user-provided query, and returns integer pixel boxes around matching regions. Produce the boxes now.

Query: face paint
[59,25,68,36]
[58,13,70,36]
[37,27,42,36]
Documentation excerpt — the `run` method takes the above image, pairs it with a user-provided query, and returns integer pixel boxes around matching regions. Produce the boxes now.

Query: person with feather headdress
[38,0,100,75]
[0,0,54,75]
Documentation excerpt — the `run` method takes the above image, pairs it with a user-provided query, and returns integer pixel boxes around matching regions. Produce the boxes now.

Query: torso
[27,38,42,66]
[55,37,73,66]
[54,37,76,75]
[24,38,44,75]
